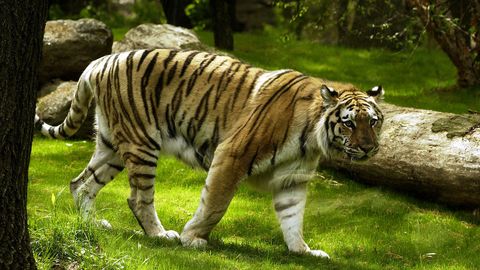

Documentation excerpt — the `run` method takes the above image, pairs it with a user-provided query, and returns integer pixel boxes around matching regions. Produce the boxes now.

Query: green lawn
[29,138,479,269]
[29,30,479,269]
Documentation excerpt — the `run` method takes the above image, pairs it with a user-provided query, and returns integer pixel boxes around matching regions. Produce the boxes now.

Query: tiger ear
[321,84,338,107]
[367,85,384,101]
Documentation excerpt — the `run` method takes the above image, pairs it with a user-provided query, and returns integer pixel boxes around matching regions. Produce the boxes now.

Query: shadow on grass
[114,229,371,270]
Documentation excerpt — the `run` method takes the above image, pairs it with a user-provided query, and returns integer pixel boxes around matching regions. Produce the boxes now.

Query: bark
[0,0,48,269]
[320,103,480,208]
[407,0,480,87]
[210,0,234,50]
[160,0,193,28]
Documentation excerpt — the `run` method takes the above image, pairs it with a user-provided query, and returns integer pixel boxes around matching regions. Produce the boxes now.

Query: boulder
[40,19,113,84]
[36,81,95,139]
[112,24,210,53]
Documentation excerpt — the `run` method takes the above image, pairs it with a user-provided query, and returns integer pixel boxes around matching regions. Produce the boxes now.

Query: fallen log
[321,102,480,208]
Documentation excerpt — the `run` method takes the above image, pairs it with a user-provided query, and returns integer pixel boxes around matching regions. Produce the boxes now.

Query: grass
[29,137,480,269]
[29,30,480,269]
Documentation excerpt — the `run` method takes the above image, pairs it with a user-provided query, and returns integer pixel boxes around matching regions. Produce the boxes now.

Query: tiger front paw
[157,230,180,241]
[180,233,208,249]
[305,249,330,259]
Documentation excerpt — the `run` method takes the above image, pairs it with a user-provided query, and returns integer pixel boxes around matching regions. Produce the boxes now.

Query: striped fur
[34,49,384,258]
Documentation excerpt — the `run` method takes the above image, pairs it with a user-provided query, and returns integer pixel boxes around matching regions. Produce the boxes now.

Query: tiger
[34,49,384,258]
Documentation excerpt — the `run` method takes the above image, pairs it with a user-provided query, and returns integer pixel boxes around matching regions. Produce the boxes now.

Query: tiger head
[318,84,384,161]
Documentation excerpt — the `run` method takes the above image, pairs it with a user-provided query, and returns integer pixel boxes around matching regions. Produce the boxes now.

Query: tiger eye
[343,120,355,128]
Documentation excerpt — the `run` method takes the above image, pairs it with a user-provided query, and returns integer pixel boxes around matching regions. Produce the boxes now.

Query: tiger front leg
[273,183,330,258]
[181,158,240,248]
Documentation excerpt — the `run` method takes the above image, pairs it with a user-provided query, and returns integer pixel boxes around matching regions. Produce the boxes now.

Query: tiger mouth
[349,154,369,161]
[345,149,379,161]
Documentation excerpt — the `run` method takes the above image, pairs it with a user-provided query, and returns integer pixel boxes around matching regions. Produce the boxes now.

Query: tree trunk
[320,103,480,208]
[407,0,480,88]
[0,0,48,269]
[210,0,234,50]
[160,0,193,28]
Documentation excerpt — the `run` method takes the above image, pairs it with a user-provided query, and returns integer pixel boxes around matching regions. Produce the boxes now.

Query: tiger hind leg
[70,133,124,222]
[123,147,179,241]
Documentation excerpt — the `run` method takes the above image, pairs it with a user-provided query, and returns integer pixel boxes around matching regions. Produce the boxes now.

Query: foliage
[48,0,166,29]
[273,0,424,50]
[185,0,212,30]
[194,29,479,114]
[407,0,480,87]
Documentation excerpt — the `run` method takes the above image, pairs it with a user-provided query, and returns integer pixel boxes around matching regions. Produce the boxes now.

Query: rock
[40,19,113,84]
[38,79,67,98]
[112,24,210,53]
[36,81,95,139]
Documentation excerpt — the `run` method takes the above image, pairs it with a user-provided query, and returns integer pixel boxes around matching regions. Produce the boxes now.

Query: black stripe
[137,184,154,191]
[48,127,56,138]
[271,143,277,166]
[171,83,184,118]
[163,50,178,68]
[154,70,165,107]
[195,141,210,170]
[281,213,296,220]
[247,149,259,176]
[165,105,176,138]
[139,199,154,205]
[34,118,44,131]
[186,118,196,144]
[185,67,201,96]
[137,50,151,71]
[299,122,309,157]
[88,167,105,186]
[129,159,157,168]
[123,152,157,167]
[231,69,249,109]
[99,56,111,81]
[198,54,217,76]
[137,148,158,159]
[211,117,220,147]
[180,51,201,77]
[131,173,156,179]
[194,85,213,128]
[141,52,159,124]
[178,110,187,127]
[107,163,124,171]
[65,117,76,129]
[150,93,161,131]
[166,61,178,85]
[242,70,262,108]
[208,59,228,82]
[70,103,83,114]
[58,123,68,138]
[100,133,115,150]
[274,200,298,212]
